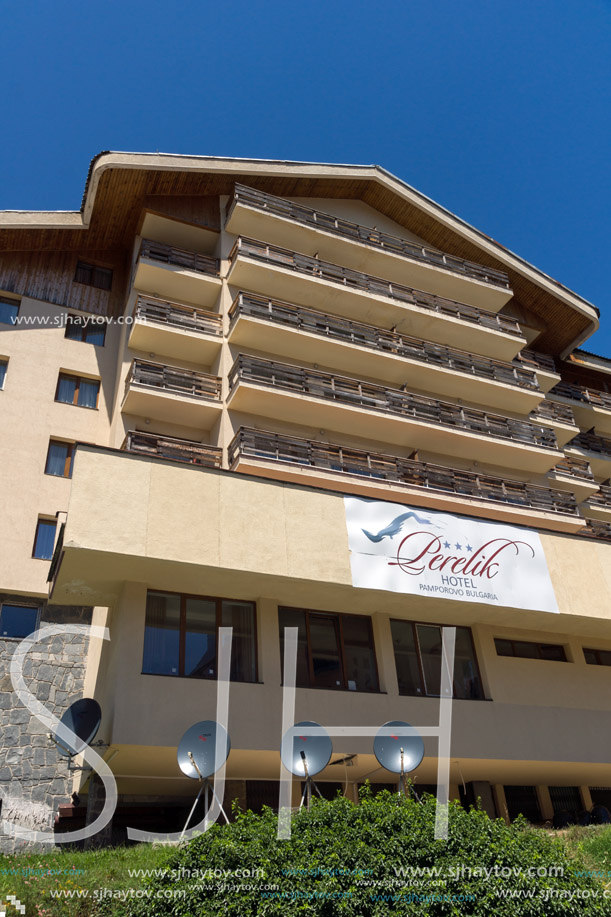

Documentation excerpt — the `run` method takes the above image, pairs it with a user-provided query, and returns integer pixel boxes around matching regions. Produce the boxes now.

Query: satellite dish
[374,720,424,774]
[281,721,332,777]
[177,720,230,780]
[54,698,102,757]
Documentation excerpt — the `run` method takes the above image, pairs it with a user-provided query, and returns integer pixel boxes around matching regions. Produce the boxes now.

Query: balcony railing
[126,360,222,400]
[580,519,611,541]
[133,295,222,336]
[229,293,539,391]
[530,400,576,426]
[229,428,578,517]
[122,431,222,467]
[568,431,611,458]
[514,350,557,374]
[551,455,595,482]
[139,239,220,277]
[552,380,611,411]
[228,238,523,338]
[586,484,611,508]
[227,184,511,290]
[229,355,558,450]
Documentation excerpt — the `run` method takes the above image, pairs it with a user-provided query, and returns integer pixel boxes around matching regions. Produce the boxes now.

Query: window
[33,519,57,560]
[0,360,7,389]
[390,620,484,699]
[494,638,567,662]
[0,296,19,325]
[504,785,541,823]
[74,261,113,291]
[45,440,75,478]
[584,648,611,667]
[55,373,100,409]
[142,590,257,683]
[0,604,39,639]
[65,315,106,346]
[278,607,379,692]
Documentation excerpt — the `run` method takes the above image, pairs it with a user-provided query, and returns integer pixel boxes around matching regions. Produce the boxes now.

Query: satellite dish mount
[177,720,231,839]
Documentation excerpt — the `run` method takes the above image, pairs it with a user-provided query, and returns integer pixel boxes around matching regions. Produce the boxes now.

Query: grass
[1,825,611,915]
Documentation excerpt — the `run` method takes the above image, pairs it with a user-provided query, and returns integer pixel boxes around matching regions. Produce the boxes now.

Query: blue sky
[2,0,609,355]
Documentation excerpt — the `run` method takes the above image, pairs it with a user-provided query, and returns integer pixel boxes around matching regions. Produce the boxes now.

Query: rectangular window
[278,607,379,692]
[0,296,19,325]
[0,360,7,389]
[74,261,113,291]
[45,440,75,478]
[33,519,57,560]
[390,620,484,699]
[584,648,611,667]
[55,373,100,409]
[494,638,567,662]
[65,315,106,346]
[0,604,39,639]
[142,590,257,682]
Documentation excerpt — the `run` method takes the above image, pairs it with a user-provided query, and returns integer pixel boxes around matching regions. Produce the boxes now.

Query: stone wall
[0,595,92,854]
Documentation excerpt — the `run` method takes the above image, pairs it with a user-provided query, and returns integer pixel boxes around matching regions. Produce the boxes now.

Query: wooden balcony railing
[229,293,539,391]
[580,519,611,541]
[139,239,220,277]
[529,399,576,426]
[586,484,611,509]
[126,360,222,400]
[514,350,557,374]
[229,428,578,516]
[229,355,558,450]
[228,238,523,338]
[568,431,611,458]
[551,455,595,482]
[122,431,222,467]
[133,295,222,336]
[552,380,611,411]
[227,184,511,290]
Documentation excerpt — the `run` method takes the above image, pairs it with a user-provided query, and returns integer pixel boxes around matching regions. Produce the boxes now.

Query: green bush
[126,789,611,915]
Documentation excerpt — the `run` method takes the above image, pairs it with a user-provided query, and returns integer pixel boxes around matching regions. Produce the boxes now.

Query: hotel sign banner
[344,497,559,612]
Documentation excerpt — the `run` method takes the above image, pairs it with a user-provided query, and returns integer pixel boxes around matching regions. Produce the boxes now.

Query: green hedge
[125,789,611,915]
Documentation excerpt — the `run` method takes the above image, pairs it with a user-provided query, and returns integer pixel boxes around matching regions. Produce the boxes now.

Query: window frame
[64,314,107,346]
[494,637,568,662]
[583,647,611,667]
[279,605,380,693]
[0,359,7,390]
[55,373,100,410]
[0,602,41,640]
[390,618,485,700]
[32,518,58,560]
[0,295,20,326]
[142,589,259,683]
[45,439,76,478]
[73,260,113,291]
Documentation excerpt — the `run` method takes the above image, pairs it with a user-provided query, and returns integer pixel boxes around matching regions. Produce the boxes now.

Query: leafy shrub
[126,789,611,915]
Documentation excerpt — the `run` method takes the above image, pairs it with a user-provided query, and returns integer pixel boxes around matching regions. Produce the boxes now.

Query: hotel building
[0,153,610,846]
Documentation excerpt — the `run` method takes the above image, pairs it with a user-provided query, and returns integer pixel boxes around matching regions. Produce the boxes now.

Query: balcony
[227,355,560,473]
[122,431,222,468]
[565,431,611,478]
[225,184,513,311]
[128,295,222,363]
[528,399,578,447]
[133,239,222,308]
[121,360,222,428]
[546,455,598,502]
[580,519,611,543]
[226,238,527,361]
[228,428,582,533]
[514,350,560,394]
[549,380,611,436]
[581,484,611,523]
[228,293,542,413]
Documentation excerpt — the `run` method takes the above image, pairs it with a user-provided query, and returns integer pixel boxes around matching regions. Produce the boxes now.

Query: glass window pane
[598,650,611,667]
[222,600,256,682]
[0,361,6,388]
[453,627,484,699]
[184,598,216,678]
[391,620,423,696]
[495,638,514,657]
[46,441,69,476]
[57,375,77,404]
[143,591,180,675]
[342,616,378,692]
[77,380,99,409]
[65,318,82,340]
[584,648,598,665]
[0,299,19,325]
[34,520,56,559]
[309,615,343,688]
[513,641,539,659]
[416,624,443,696]
[279,608,310,687]
[538,643,565,662]
[84,323,106,346]
[0,605,38,639]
